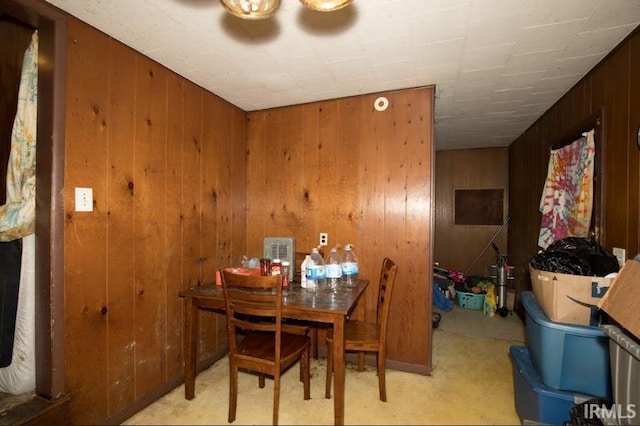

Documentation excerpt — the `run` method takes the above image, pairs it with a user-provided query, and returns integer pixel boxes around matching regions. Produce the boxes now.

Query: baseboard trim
[0,394,71,425]
[102,349,228,425]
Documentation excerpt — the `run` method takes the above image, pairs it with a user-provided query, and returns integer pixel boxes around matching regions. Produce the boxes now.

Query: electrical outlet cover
[75,187,93,212]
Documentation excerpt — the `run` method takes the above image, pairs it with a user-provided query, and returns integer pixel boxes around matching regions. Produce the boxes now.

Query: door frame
[5,0,66,400]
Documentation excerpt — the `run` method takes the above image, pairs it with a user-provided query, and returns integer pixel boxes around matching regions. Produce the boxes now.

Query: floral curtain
[0,30,38,242]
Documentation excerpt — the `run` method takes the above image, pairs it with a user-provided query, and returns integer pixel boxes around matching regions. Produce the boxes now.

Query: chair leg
[259,374,266,388]
[311,326,318,359]
[273,373,280,425]
[377,351,387,402]
[298,327,317,382]
[357,351,365,371]
[325,339,333,399]
[229,364,238,423]
[302,346,310,400]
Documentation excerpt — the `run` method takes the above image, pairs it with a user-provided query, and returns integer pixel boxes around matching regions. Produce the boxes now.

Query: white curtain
[0,30,38,395]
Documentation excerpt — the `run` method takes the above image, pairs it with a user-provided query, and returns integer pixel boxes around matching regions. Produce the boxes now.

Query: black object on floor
[565,397,612,426]
[0,238,22,367]
[432,312,441,329]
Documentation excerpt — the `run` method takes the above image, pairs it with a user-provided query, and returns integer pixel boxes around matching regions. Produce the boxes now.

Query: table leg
[184,297,198,400]
[333,316,345,425]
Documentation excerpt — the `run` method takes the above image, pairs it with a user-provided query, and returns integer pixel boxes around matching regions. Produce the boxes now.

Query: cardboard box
[529,266,613,326]
[598,260,640,340]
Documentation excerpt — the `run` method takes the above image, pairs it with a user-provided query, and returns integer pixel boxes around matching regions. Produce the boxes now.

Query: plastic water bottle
[325,244,343,291]
[300,255,310,288]
[306,248,326,289]
[341,244,359,287]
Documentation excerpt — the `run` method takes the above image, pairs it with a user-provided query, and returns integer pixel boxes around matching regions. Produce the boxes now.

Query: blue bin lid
[521,291,606,337]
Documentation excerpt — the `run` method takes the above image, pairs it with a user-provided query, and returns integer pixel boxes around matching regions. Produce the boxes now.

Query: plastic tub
[456,290,485,310]
[510,345,592,425]
[601,324,640,425]
[522,291,611,398]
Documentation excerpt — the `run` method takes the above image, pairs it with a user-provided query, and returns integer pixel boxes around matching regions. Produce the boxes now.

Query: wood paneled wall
[62,18,246,424]
[508,27,640,317]
[434,148,509,277]
[60,18,434,424]
[245,87,435,371]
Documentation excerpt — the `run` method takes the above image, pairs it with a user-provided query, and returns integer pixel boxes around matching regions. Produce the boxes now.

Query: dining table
[179,278,369,425]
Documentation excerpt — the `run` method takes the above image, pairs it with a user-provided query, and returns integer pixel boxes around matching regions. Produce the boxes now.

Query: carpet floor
[123,306,525,425]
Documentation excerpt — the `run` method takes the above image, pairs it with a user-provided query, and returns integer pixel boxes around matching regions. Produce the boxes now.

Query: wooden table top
[180,279,369,316]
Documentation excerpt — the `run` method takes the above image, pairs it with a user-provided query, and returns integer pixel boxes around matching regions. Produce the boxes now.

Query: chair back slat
[221,270,283,355]
[377,257,398,340]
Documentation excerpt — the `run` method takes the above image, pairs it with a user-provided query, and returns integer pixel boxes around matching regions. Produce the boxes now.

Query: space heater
[263,237,296,282]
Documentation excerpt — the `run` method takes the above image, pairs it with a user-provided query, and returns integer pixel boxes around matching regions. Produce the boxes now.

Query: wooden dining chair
[324,257,398,402]
[220,270,311,425]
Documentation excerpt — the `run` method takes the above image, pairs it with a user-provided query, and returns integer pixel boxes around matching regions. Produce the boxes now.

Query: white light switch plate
[75,187,93,212]
[613,247,626,267]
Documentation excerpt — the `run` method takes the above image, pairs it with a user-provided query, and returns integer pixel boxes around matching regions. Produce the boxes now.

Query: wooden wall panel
[62,18,246,424]
[318,101,341,249]
[277,104,306,252]
[246,87,434,371]
[132,54,168,400]
[226,104,248,350]
[434,148,509,277]
[180,81,207,364]
[358,95,385,323]
[164,73,185,382]
[244,110,266,251]
[105,39,136,414]
[63,20,110,423]
[181,80,202,285]
[204,93,224,354]
[300,104,321,252]
[571,79,586,123]
[604,45,628,246]
[628,34,640,253]
[229,107,247,261]
[384,89,433,367]
[508,27,640,318]
[361,93,392,325]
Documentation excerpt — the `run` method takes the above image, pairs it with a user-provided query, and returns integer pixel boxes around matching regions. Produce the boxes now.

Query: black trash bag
[530,237,619,277]
[531,250,589,275]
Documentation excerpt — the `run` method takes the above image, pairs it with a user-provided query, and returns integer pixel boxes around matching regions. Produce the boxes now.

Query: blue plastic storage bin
[522,291,611,398]
[511,346,592,425]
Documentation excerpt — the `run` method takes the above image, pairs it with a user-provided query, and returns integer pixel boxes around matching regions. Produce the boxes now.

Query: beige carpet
[122,318,525,425]
[435,303,526,343]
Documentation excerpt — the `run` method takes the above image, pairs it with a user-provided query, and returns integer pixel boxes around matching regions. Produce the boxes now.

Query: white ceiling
[44,0,640,150]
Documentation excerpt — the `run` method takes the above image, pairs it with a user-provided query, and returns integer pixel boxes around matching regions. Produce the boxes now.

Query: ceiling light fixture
[299,0,352,12]
[220,0,353,20]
